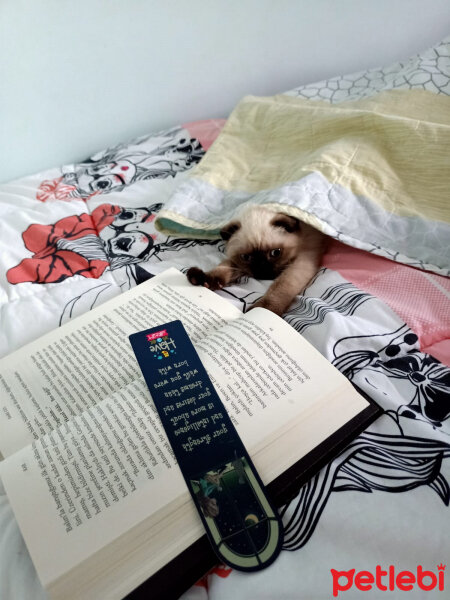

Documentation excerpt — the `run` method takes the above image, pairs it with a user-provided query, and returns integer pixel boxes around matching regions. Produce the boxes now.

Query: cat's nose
[252,263,276,280]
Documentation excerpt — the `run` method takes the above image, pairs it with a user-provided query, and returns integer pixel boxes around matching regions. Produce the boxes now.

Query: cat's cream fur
[187,205,327,316]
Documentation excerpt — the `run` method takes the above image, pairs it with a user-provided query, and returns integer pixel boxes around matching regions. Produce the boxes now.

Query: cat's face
[221,206,317,280]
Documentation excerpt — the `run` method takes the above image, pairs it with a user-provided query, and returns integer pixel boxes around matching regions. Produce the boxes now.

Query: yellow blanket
[156,89,450,275]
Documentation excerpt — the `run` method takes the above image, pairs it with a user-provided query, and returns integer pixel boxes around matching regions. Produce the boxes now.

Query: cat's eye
[269,248,282,258]
[240,253,252,262]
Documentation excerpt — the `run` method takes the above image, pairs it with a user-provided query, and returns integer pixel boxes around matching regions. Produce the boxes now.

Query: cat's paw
[249,296,285,316]
[187,267,225,291]
[186,267,206,286]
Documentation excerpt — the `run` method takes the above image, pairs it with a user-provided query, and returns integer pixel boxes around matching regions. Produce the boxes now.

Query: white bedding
[1,37,449,600]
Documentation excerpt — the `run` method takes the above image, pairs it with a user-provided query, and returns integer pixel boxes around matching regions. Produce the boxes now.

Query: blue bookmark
[129,320,283,572]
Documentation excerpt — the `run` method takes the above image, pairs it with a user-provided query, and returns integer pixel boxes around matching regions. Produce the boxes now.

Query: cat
[187,205,327,316]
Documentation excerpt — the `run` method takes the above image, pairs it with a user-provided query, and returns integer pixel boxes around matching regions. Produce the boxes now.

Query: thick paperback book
[0,269,379,600]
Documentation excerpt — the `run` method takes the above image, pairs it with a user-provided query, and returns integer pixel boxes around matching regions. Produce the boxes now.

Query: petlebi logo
[331,564,446,597]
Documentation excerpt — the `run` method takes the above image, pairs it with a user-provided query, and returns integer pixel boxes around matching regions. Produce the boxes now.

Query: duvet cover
[0,37,449,600]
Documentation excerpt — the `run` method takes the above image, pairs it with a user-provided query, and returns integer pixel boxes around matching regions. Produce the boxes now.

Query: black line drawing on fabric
[281,431,450,551]
[332,326,450,434]
[221,288,260,313]
[36,128,205,202]
[279,318,450,552]
[289,37,450,103]
[59,282,113,326]
[58,234,221,323]
[7,203,163,285]
[283,272,373,333]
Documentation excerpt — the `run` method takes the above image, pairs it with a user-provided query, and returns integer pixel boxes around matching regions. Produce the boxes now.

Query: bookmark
[129,320,283,572]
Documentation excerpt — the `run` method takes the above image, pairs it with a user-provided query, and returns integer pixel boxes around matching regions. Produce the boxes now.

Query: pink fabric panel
[323,240,450,365]
[183,119,450,366]
[184,119,226,150]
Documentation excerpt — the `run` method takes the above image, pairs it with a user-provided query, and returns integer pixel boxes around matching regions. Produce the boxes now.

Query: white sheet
[1,36,449,600]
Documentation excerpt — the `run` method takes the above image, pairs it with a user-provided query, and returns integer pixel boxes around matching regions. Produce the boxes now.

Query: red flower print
[91,204,122,232]
[194,564,232,589]
[7,212,110,284]
[210,564,232,578]
[36,177,78,202]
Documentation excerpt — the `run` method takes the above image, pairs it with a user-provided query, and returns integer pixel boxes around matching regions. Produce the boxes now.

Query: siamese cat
[187,205,327,316]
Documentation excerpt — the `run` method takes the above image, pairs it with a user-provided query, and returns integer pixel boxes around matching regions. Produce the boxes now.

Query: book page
[0,268,241,457]
[5,308,328,586]
[196,307,369,452]
[0,287,370,592]
[0,378,190,588]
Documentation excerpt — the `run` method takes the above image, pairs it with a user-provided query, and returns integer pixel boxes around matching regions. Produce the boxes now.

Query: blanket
[156,89,450,276]
[1,35,450,600]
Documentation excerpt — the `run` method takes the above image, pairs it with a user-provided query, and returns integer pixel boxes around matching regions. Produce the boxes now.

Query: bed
[1,36,449,600]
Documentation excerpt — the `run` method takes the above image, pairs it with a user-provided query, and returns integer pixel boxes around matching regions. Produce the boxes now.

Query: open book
[0,268,378,600]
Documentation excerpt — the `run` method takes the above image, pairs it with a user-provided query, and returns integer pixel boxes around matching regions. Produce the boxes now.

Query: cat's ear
[220,221,241,241]
[271,213,300,233]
